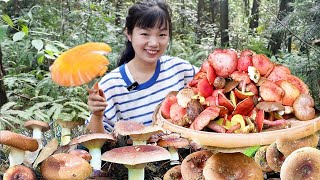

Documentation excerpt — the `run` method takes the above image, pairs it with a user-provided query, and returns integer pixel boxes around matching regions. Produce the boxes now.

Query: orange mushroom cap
[50,42,111,86]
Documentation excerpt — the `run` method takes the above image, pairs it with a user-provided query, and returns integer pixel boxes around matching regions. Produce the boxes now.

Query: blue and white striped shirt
[91,55,198,132]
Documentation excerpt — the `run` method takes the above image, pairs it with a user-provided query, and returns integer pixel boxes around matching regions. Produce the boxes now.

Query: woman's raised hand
[87,82,108,116]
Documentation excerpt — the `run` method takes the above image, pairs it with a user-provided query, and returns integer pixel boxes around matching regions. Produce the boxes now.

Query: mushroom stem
[168,147,180,165]
[125,164,146,180]
[89,147,102,170]
[61,127,71,146]
[133,140,147,145]
[9,147,25,167]
[32,127,43,139]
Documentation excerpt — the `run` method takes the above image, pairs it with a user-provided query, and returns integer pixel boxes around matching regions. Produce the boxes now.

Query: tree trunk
[249,0,260,30]
[181,0,185,29]
[243,0,250,17]
[220,0,229,47]
[0,46,8,107]
[197,0,205,43]
[115,0,122,26]
[268,0,294,55]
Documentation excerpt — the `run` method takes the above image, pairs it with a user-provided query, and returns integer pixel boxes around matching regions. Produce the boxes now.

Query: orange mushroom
[50,42,111,87]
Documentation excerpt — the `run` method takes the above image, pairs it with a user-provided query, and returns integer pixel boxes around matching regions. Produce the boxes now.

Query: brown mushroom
[3,165,36,180]
[256,101,285,112]
[292,94,315,121]
[254,146,273,172]
[114,120,163,145]
[69,133,115,171]
[176,88,196,108]
[163,165,182,180]
[276,133,319,157]
[40,153,92,180]
[24,120,50,139]
[203,152,263,180]
[0,131,38,167]
[266,142,285,172]
[280,147,320,180]
[181,150,213,180]
[69,149,92,161]
[157,134,189,165]
[101,145,171,180]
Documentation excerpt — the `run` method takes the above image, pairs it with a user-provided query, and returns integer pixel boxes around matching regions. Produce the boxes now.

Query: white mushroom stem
[60,127,71,146]
[168,147,180,165]
[124,164,146,180]
[133,140,147,146]
[89,147,102,170]
[32,127,43,139]
[8,147,25,167]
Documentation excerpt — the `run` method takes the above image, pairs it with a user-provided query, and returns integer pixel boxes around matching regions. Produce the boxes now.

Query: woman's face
[128,23,169,65]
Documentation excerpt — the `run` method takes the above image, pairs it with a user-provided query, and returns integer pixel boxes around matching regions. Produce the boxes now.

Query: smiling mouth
[146,49,158,55]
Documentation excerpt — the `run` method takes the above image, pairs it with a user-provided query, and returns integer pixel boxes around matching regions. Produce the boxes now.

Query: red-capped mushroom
[69,149,92,161]
[24,120,50,139]
[3,165,36,180]
[208,48,238,78]
[163,165,182,180]
[101,145,170,180]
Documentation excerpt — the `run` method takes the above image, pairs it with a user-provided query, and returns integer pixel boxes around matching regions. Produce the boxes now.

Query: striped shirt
[89,55,198,132]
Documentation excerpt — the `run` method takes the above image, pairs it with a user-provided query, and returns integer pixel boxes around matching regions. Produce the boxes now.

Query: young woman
[87,0,198,133]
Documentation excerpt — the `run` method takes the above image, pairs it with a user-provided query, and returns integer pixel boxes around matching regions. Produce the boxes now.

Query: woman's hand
[87,82,108,116]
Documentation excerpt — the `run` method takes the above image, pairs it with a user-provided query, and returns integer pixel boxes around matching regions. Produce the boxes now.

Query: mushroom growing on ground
[40,153,92,180]
[292,94,315,121]
[0,131,38,167]
[3,165,36,180]
[276,133,319,157]
[280,147,320,180]
[69,149,92,161]
[24,120,50,139]
[56,119,84,146]
[163,165,183,180]
[203,152,263,180]
[266,142,285,172]
[157,134,189,165]
[101,145,171,180]
[114,120,163,145]
[69,133,115,171]
[254,146,273,172]
[181,150,213,180]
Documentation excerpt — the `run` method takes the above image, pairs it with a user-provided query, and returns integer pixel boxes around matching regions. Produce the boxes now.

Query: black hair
[117,0,172,66]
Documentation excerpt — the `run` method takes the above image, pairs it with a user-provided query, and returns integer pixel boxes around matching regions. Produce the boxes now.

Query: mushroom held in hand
[3,165,36,180]
[181,150,213,180]
[0,131,38,167]
[292,94,315,121]
[280,147,320,180]
[203,152,263,180]
[101,145,171,180]
[40,153,92,180]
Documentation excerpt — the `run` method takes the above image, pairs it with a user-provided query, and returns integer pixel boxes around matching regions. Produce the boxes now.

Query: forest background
[0,0,319,177]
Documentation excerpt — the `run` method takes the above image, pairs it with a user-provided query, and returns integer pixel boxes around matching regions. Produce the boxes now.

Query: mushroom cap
[114,121,163,141]
[181,150,213,180]
[101,145,170,166]
[40,153,92,180]
[24,120,50,132]
[256,101,285,112]
[203,152,263,180]
[266,142,285,172]
[56,119,84,129]
[0,130,38,152]
[3,165,36,180]
[69,133,115,149]
[280,147,320,180]
[157,137,189,149]
[68,149,92,161]
[254,146,273,172]
[276,133,319,157]
[163,165,182,180]
[176,88,195,108]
